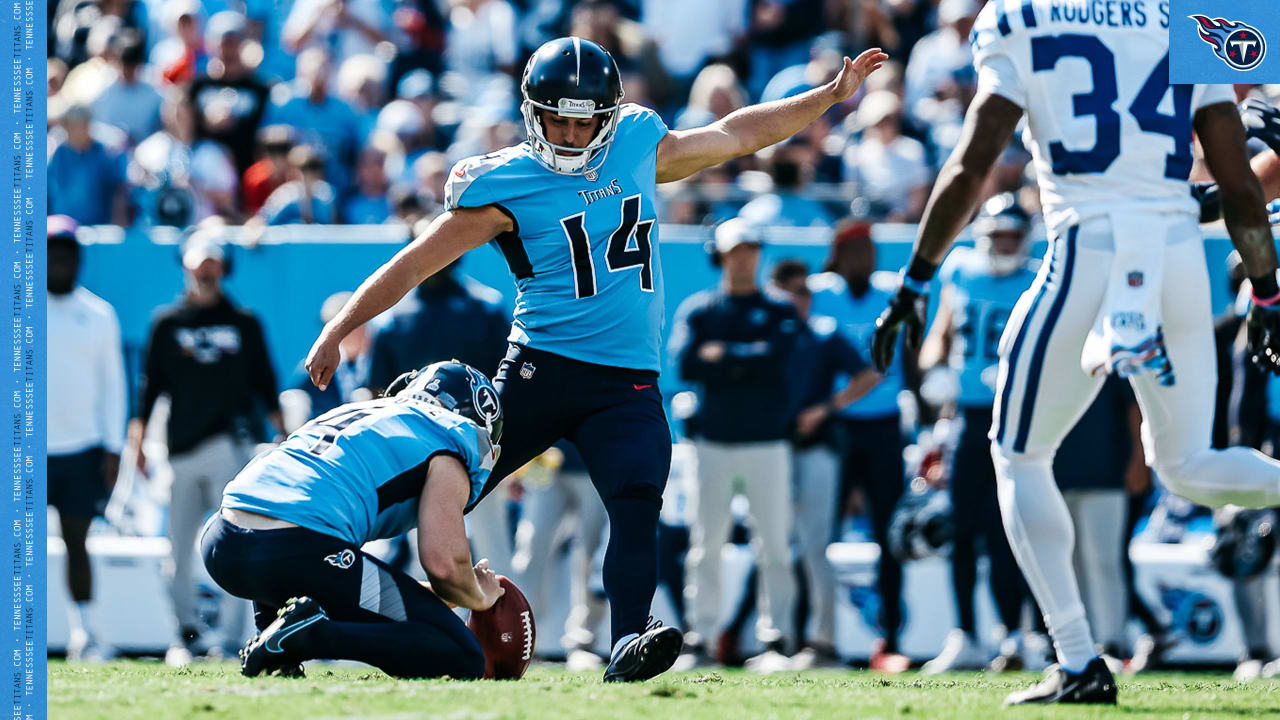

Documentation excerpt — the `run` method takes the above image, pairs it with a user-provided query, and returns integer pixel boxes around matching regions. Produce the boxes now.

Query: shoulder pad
[970,0,1010,62]
[444,146,527,211]
[614,102,669,149]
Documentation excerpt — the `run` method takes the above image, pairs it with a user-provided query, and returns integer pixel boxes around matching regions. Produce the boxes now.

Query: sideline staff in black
[128,233,283,666]
[671,219,800,667]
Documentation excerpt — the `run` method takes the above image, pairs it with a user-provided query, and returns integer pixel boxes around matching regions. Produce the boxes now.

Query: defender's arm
[909,92,1024,271]
[868,91,1023,372]
[306,206,511,389]
[654,49,887,183]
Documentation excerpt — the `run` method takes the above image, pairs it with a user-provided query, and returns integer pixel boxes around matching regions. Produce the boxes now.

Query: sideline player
[870,1,1280,706]
[304,37,887,682]
[916,194,1035,673]
[200,361,505,679]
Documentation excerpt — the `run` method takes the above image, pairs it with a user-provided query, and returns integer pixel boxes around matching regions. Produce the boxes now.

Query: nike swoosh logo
[264,613,325,653]
[633,384,653,390]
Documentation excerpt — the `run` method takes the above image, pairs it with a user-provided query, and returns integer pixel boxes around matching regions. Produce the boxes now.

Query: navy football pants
[200,514,485,679]
[949,408,1027,636]
[478,344,673,645]
[837,415,905,652]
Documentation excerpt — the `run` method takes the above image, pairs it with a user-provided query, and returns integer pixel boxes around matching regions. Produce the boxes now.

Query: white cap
[715,218,763,254]
[939,0,980,24]
[856,90,903,129]
[321,291,353,324]
[377,99,427,137]
[182,236,226,270]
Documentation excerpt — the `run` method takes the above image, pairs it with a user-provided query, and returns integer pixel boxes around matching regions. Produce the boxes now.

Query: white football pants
[989,216,1280,670]
[686,440,795,649]
[791,445,840,648]
[167,433,252,646]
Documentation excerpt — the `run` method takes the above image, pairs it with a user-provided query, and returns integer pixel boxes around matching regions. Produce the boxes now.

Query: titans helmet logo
[1189,15,1266,71]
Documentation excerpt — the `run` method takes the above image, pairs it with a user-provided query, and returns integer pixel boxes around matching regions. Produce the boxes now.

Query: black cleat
[603,618,684,683]
[240,597,327,678]
[1004,657,1118,706]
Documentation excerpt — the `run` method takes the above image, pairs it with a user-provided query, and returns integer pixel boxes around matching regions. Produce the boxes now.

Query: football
[467,575,535,680]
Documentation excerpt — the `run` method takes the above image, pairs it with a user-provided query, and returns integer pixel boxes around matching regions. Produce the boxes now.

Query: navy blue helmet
[520,36,624,176]
[387,360,503,445]
[972,192,1032,275]
[888,486,954,562]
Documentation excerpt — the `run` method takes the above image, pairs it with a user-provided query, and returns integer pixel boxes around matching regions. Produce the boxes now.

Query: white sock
[1051,615,1097,674]
[610,633,639,660]
[992,450,1096,675]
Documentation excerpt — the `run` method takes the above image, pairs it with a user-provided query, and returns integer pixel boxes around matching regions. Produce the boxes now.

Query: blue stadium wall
[73,224,1242,418]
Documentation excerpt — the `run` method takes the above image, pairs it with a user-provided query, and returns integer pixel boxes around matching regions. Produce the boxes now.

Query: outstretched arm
[868,91,1023,372]
[654,48,888,183]
[305,205,511,389]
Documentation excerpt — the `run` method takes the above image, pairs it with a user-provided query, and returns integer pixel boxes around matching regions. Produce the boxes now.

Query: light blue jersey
[938,247,1038,408]
[444,104,669,371]
[808,270,904,420]
[222,397,497,546]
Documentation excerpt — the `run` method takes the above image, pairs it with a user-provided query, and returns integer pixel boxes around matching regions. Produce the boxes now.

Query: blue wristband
[900,273,929,295]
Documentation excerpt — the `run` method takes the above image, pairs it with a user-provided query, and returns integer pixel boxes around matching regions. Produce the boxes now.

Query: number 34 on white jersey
[971,0,1234,236]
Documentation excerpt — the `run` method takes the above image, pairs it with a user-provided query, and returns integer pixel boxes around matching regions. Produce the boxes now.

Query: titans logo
[1189,15,1266,71]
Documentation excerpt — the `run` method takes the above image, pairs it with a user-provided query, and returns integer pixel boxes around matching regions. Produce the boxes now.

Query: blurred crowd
[47,0,1033,232]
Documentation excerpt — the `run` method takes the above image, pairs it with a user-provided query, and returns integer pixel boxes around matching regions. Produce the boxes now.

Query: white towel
[1079,212,1176,385]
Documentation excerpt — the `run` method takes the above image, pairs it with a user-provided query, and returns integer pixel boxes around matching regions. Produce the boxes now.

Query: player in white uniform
[871,0,1280,706]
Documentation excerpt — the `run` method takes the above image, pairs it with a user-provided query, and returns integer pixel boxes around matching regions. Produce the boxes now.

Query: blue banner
[4,0,45,716]
[1171,0,1280,83]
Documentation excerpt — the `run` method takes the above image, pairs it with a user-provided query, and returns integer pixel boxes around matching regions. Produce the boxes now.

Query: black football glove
[870,281,928,372]
[1247,303,1280,375]
[1190,181,1221,224]
[1242,98,1280,156]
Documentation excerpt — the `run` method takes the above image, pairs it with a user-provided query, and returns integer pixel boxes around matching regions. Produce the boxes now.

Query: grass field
[47,660,1280,720]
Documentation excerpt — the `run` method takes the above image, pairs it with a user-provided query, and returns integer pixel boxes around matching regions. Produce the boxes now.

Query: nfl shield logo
[1127,272,1144,288]
[519,362,535,380]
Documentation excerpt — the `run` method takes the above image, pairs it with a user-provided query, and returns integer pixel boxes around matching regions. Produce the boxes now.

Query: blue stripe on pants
[995,232,1060,444]
[1012,225,1079,452]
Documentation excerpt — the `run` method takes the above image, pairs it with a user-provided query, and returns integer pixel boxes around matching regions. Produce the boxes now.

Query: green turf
[47,660,1280,720]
